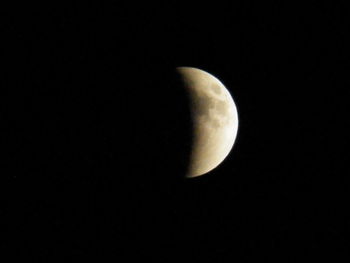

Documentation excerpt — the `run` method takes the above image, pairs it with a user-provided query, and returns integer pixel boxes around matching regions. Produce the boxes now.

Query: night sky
[2,2,349,261]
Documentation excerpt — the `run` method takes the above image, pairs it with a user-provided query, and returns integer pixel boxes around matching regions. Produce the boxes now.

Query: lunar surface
[176,67,238,178]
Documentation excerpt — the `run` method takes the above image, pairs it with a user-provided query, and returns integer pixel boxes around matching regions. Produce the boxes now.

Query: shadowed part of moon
[176,67,238,178]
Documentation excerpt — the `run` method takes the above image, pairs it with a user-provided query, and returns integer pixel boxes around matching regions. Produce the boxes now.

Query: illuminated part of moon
[176,67,239,178]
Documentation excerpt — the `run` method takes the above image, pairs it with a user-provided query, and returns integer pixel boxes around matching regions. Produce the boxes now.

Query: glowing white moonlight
[176,67,239,178]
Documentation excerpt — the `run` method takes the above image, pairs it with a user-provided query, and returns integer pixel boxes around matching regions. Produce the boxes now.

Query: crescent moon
[176,67,239,178]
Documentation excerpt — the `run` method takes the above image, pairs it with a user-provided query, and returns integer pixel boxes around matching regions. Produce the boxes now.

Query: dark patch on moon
[191,88,231,129]
[215,99,229,116]
[211,83,222,94]
[192,88,215,117]
[210,117,221,129]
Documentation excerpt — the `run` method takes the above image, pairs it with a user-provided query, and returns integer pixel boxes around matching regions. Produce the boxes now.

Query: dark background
[2,2,349,261]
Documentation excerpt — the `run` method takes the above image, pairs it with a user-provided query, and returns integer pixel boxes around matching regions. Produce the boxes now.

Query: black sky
[2,2,350,261]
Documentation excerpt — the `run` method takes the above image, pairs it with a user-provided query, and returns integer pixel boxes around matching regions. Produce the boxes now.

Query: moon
[176,67,239,178]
